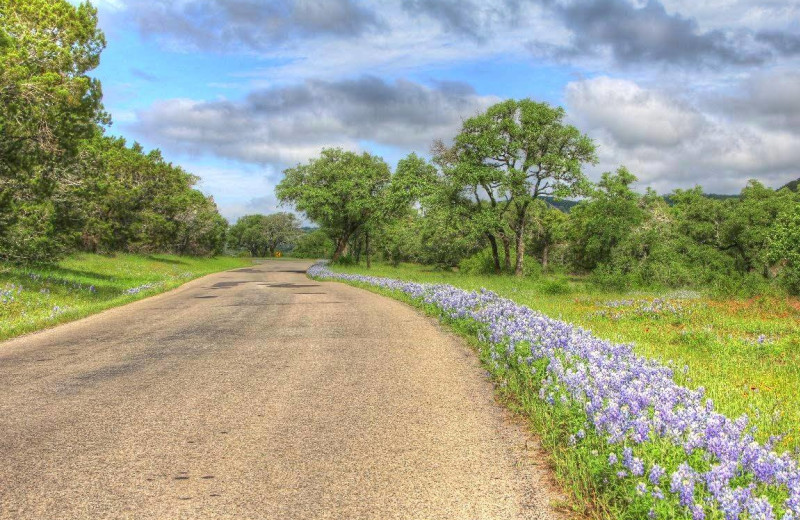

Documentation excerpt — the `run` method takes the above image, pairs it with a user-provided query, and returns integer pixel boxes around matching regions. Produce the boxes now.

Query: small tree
[429,142,511,274]
[228,213,301,257]
[567,166,644,272]
[276,148,391,261]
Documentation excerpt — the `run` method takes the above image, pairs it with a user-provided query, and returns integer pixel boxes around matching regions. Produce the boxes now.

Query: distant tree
[769,205,800,294]
[0,0,107,263]
[171,190,228,256]
[276,149,392,261]
[567,167,643,272]
[722,180,799,276]
[446,99,597,275]
[228,213,301,257]
[292,229,335,259]
[780,178,799,192]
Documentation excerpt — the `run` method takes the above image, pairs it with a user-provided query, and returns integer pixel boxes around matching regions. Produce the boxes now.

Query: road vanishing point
[0,260,563,520]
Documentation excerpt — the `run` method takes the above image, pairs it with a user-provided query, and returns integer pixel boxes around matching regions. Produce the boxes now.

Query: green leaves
[767,198,800,293]
[276,148,392,260]
[1,0,108,263]
[228,213,301,257]
[440,98,598,275]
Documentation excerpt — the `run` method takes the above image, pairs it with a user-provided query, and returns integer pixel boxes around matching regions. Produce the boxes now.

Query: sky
[84,0,800,221]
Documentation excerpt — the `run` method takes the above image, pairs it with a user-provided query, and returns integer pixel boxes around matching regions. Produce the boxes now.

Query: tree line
[275,100,800,296]
[1,0,227,264]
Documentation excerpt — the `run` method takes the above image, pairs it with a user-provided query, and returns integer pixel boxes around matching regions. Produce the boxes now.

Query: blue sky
[84,0,800,221]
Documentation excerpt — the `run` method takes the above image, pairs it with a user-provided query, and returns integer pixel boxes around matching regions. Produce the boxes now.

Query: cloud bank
[130,76,500,166]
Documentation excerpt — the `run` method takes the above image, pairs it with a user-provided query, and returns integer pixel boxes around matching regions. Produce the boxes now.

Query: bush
[292,230,334,259]
[459,248,497,275]
[538,277,571,295]
[331,254,357,266]
[460,247,544,277]
[769,206,800,295]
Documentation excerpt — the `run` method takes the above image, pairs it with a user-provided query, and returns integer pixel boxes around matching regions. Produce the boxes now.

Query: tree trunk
[500,232,511,272]
[542,243,550,270]
[486,232,501,274]
[332,234,349,261]
[365,230,371,268]
[514,220,526,277]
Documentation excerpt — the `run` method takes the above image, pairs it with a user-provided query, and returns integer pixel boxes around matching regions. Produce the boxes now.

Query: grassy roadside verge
[0,253,251,341]
[330,263,800,455]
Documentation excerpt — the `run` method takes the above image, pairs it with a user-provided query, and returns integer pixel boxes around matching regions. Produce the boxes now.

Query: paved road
[0,260,563,520]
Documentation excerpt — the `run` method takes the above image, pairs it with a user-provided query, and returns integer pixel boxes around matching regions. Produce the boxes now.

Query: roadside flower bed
[309,262,800,520]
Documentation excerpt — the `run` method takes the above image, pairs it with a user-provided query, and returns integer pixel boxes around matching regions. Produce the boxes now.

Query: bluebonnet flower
[649,464,665,485]
[308,263,800,518]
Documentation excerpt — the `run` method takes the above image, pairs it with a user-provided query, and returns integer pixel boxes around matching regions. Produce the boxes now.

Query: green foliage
[0,2,228,263]
[538,276,571,294]
[227,212,301,257]
[75,136,227,256]
[412,206,484,268]
[276,148,392,261]
[0,0,107,263]
[291,229,334,259]
[781,177,799,192]
[568,167,644,272]
[770,204,800,294]
[449,98,597,275]
[331,254,357,266]
[724,181,798,275]
[461,246,543,277]
[459,247,497,275]
[528,199,568,270]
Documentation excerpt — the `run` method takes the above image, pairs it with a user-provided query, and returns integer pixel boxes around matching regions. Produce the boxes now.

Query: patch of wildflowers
[309,263,800,518]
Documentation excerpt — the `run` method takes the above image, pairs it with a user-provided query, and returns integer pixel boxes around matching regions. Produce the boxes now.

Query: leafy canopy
[276,148,391,259]
[228,213,301,257]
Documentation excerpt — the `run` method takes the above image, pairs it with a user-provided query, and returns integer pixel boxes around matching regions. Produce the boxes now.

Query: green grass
[330,262,800,454]
[0,253,251,341]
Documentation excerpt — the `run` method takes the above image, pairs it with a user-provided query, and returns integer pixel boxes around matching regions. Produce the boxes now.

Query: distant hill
[781,178,799,192]
[542,196,580,212]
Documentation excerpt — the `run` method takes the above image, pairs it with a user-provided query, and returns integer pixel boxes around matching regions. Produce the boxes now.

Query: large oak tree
[450,99,597,276]
[276,148,392,261]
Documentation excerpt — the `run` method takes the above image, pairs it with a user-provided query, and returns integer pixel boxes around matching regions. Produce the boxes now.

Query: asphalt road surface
[0,260,563,520]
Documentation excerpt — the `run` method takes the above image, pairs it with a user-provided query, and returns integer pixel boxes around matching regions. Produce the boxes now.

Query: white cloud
[566,76,800,193]
[566,76,704,148]
[129,77,500,166]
